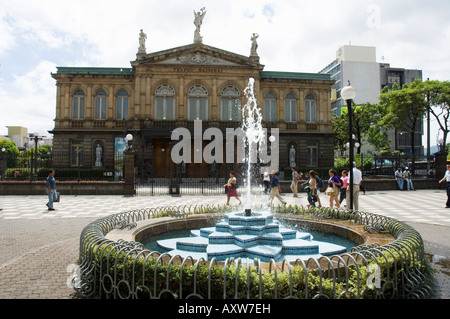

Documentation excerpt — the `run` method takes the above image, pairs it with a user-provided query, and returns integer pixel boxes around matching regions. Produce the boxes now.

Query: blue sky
[0,0,449,146]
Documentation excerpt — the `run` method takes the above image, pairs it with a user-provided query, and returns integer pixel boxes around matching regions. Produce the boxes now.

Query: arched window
[305,94,316,123]
[220,86,241,121]
[285,93,296,122]
[94,90,107,120]
[72,90,85,119]
[116,90,129,120]
[155,85,175,120]
[264,93,276,122]
[188,85,208,120]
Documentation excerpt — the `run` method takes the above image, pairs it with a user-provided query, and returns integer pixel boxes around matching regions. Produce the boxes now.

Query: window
[94,90,107,120]
[155,85,175,120]
[72,90,85,119]
[305,94,316,123]
[116,90,129,120]
[306,142,318,167]
[188,85,208,120]
[285,93,296,122]
[220,86,241,121]
[71,140,83,167]
[264,93,276,122]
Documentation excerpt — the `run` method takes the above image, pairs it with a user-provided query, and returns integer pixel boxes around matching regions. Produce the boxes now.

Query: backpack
[316,176,324,189]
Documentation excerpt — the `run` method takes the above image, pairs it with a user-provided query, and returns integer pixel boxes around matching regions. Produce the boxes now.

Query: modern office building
[320,45,423,155]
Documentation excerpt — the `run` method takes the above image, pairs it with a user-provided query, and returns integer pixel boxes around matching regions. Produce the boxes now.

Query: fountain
[154,78,348,262]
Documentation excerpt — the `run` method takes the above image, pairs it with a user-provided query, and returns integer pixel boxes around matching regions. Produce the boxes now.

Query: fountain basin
[105,211,383,263]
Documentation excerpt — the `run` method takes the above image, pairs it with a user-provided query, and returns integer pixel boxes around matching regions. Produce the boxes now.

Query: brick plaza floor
[0,189,449,298]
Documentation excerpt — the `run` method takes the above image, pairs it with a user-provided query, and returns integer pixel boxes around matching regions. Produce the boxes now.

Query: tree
[380,79,428,174]
[332,114,349,156]
[423,80,450,149]
[0,139,19,168]
[332,102,389,155]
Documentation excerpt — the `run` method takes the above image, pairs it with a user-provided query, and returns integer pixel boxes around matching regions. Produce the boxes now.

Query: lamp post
[341,83,356,210]
[125,134,133,151]
[29,134,43,181]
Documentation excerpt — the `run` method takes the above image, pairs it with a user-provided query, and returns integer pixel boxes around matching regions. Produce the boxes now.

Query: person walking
[326,169,342,208]
[224,171,242,205]
[263,171,270,195]
[224,172,242,205]
[346,162,363,211]
[306,170,322,208]
[339,170,348,205]
[46,169,58,211]
[395,168,404,190]
[403,167,414,191]
[290,167,299,197]
[268,170,286,206]
[438,164,450,208]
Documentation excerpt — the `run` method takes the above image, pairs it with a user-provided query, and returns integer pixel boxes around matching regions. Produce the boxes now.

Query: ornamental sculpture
[193,7,206,44]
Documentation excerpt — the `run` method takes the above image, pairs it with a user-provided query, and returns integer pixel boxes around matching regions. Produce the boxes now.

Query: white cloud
[0,0,449,143]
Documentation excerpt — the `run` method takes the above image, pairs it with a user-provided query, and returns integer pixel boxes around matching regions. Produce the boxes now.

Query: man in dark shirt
[269,170,286,206]
[46,169,57,211]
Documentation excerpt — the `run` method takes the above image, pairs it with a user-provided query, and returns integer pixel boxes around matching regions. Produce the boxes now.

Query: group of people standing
[394,167,415,191]
[224,163,363,211]
[302,163,363,211]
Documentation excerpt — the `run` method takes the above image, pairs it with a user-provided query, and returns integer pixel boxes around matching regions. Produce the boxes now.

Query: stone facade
[50,41,334,178]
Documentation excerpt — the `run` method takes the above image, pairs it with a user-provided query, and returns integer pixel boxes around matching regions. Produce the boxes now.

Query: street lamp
[341,82,357,210]
[29,134,44,181]
[125,134,133,151]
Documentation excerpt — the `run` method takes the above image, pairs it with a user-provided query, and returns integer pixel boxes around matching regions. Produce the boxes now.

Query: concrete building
[49,23,335,178]
[320,45,423,155]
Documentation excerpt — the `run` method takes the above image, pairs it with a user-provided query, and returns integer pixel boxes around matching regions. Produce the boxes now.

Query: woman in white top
[439,164,450,208]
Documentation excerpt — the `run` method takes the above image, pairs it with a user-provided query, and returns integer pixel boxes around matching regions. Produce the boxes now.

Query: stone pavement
[0,189,449,299]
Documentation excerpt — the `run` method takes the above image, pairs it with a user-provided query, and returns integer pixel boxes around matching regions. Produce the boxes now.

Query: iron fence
[74,204,433,299]
[0,152,124,182]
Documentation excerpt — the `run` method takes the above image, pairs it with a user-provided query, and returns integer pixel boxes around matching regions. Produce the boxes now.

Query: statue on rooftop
[138,29,147,54]
[193,8,206,43]
[250,33,259,57]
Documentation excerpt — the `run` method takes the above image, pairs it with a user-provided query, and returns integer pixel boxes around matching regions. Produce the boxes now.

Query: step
[282,238,319,255]
[246,245,283,262]
[206,244,245,261]
[315,241,347,256]
[175,236,208,252]
[234,234,259,248]
[208,232,235,245]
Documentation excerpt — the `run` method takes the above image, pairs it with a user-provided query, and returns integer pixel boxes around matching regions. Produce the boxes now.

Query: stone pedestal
[435,151,448,182]
[124,150,135,196]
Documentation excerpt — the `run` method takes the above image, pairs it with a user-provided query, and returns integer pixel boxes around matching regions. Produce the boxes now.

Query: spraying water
[241,78,265,212]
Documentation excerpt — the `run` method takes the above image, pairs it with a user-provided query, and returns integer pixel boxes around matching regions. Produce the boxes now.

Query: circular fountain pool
[140,210,356,262]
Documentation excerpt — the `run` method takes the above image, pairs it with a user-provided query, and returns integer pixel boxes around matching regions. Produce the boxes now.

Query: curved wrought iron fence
[74,205,433,299]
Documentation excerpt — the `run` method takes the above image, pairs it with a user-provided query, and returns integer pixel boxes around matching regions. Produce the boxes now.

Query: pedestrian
[306,170,322,208]
[339,170,348,205]
[346,162,363,211]
[290,167,299,197]
[46,169,57,211]
[326,169,341,208]
[438,164,450,208]
[395,168,404,190]
[224,171,242,205]
[268,170,286,206]
[263,171,270,195]
[403,167,414,191]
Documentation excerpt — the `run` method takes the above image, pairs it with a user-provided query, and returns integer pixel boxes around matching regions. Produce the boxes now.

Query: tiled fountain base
[157,211,347,262]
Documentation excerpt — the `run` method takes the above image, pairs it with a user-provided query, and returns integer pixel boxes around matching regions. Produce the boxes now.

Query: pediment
[132,43,263,70]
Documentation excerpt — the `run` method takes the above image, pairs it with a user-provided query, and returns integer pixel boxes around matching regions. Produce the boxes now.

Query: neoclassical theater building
[50,13,334,179]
